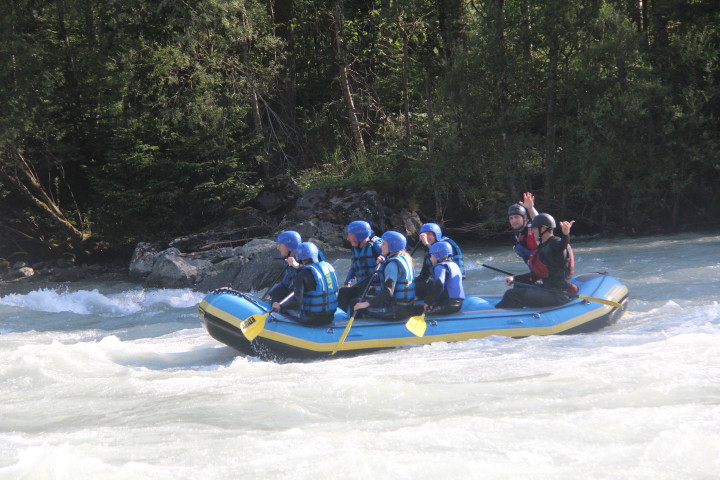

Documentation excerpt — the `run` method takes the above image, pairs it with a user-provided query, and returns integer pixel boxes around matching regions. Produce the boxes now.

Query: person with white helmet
[495,214,577,309]
[337,220,384,313]
[271,241,339,325]
[353,231,417,320]
[414,222,464,300]
[508,192,539,263]
[423,241,465,315]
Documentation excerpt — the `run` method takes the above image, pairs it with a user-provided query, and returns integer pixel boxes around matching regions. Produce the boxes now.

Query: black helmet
[507,204,527,217]
[528,213,556,230]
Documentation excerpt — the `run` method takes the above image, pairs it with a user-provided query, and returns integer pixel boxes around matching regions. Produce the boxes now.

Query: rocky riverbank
[0,183,423,291]
[128,185,422,292]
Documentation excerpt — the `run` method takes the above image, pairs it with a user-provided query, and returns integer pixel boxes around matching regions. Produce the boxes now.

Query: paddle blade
[240,313,269,341]
[405,314,427,337]
[578,295,624,309]
[331,316,355,355]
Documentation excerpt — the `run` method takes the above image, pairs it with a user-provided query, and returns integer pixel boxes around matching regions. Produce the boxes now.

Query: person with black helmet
[495,213,577,309]
[423,241,465,315]
[353,231,418,320]
[271,241,339,325]
[508,192,539,264]
[414,222,464,300]
[337,220,384,313]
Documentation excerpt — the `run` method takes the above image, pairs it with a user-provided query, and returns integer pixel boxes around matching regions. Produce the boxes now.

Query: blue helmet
[419,223,442,241]
[294,242,319,262]
[507,204,527,217]
[429,241,453,261]
[346,220,372,241]
[276,231,301,251]
[381,231,407,254]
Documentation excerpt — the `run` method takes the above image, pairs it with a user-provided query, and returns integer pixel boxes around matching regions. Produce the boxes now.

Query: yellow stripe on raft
[199,300,246,331]
[261,303,625,353]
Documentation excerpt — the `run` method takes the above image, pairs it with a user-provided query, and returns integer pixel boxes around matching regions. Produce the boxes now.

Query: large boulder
[291,187,389,236]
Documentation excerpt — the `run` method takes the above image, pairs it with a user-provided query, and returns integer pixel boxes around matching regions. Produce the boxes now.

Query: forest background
[1,0,718,261]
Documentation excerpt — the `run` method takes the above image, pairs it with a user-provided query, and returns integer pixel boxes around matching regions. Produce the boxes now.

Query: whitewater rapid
[0,233,718,479]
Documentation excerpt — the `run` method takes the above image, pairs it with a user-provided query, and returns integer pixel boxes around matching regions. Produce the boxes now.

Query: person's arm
[275,269,310,310]
[521,192,539,219]
[367,261,399,307]
[344,256,357,286]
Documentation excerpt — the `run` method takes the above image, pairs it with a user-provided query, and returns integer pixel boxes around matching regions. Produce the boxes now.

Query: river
[0,233,718,479]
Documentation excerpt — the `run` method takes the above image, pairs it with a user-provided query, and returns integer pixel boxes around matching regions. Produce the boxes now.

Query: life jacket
[440,236,465,275]
[528,239,576,293]
[299,261,339,313]
[350,236,382,283]
[422,236,465,276]
[513,227,538,263]
[380,253,415,302]
[436,261,465,300]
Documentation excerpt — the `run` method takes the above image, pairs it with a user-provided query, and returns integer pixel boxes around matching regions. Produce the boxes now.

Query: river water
[0,233,718,479]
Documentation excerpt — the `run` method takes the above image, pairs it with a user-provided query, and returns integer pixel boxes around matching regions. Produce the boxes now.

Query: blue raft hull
[197,272,629,360]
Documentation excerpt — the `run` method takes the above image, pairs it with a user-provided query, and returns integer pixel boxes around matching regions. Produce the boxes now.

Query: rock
[129,242,167,282]
[292,187,389,234]
[12,266,35,278]
[56,254,76,268]
[143,251,202,288]
[169,207,276,252]
[248,175,302,213]
[389,209,423,241]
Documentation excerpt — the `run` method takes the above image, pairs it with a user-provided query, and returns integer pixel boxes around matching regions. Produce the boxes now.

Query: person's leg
[515,287,570,308]
[337,285,359,312]
[494,287,527,309]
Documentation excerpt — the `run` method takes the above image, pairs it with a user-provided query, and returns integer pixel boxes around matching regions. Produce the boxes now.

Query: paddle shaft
[332,264,382,354]
[476,261,624,309]
[476,261,515,277]
[409,240,422,256]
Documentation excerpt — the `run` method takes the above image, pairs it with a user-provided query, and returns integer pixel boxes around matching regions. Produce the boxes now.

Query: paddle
[409,239,422,256]
[475,261,625,309]
[331,264,382,355]
[240,292,293,341]
[262,261,290,298]
[405,312,427,337]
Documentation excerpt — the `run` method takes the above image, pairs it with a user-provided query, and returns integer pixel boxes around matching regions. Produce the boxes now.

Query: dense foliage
[1,0,718,258]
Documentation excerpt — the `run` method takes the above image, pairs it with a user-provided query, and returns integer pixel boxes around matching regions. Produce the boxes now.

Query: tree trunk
[0,150,87,249]
[240,7,267,175]
[273,0,297,130]
[649,0,670,77]
[425,73,443,221]
[400,17,411,139]
[544,35,559,200]
[488,0,518,200]
[332,0,365,154]
[437,0,463,63]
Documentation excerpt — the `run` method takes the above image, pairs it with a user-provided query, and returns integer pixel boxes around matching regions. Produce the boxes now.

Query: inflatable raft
[197,272,628,360]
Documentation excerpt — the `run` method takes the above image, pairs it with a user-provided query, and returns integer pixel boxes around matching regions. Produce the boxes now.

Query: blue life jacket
[300,261,339,313]
[380,253,415,302]
[348,236,382,284]
[434,261,465,299]
[422,236,464,276]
